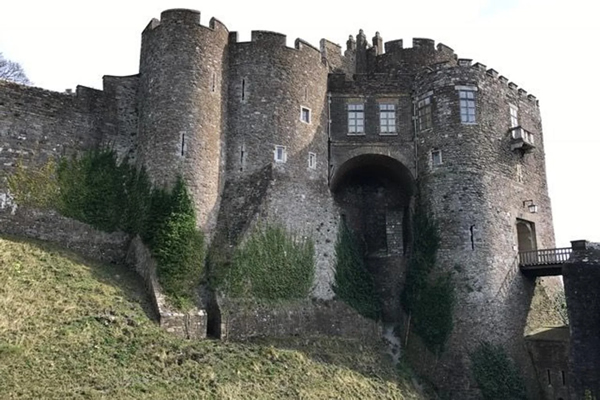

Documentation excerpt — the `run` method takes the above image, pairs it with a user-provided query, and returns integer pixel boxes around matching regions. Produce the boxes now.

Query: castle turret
[217,31,336,297]
[412,61,556,396]
[137,9,229,233]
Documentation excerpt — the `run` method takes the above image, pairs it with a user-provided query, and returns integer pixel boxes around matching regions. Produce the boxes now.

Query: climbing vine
[333,220,381,320]
[222,223,315,302]
[470,341,527,400]
[401,197,455,354]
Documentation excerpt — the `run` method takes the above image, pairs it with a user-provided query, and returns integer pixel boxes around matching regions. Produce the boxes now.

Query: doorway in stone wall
[517,219,537,253]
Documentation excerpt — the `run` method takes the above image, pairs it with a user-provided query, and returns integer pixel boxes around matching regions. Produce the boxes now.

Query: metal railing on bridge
[519,247,573,267]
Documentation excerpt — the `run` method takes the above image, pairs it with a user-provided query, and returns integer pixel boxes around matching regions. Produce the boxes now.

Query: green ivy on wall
[222,223,315,302]
[333,221,381,321]
[470,341,527,400]
[401,198,454,354]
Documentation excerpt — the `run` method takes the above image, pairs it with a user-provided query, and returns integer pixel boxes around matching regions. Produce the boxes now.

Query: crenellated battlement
[427,57,541,105]
[228,30,328,67]
[229,30,323,56]
[380,37,455,58]
[142,9,229,34]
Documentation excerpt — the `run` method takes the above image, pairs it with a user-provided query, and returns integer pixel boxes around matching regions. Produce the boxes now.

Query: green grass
[0,236,425,400]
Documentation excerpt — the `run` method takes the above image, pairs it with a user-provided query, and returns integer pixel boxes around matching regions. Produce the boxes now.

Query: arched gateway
[331,154,414,323]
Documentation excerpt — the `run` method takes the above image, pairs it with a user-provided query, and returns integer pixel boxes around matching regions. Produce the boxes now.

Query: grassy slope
[0,236,424,400]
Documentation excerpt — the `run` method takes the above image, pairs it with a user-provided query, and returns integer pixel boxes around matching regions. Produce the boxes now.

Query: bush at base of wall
[470,341,528,400]
[222,223,315,303]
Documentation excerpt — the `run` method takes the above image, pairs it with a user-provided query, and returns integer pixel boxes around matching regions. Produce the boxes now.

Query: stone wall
[0,81,105,189]
[0,204,128,265]
[218,298,381,341]
[563,242,600,400]
[525,326,570,400]
[100,75,139,162]
[126,236,206,340]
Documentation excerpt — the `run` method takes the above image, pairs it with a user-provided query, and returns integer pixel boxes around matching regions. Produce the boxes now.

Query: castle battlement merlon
[142,9,229,35]
[452,60,539,105]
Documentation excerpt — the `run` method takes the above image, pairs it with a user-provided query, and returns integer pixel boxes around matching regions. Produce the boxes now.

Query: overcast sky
[1,0,597,247]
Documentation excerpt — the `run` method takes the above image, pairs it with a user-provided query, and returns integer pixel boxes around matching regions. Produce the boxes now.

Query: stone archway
[517,219,537,253]
[331,154,414,324]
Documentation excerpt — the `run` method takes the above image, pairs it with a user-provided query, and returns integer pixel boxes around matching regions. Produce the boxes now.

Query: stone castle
[2,8,592,400]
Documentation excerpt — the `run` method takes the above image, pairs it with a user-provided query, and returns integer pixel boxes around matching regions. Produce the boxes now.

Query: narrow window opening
[510,104,519,128]
[211,73,216,92]
[241,79,246,101]
[239,144,245,172]
[561,370,566,386]
[418,97,432,130]
[547,369,552,386]
[470,225,475,250]
[431,149,442,166]
[180,133,186,156]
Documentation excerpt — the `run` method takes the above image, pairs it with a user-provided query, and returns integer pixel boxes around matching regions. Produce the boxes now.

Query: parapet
[384,39,403,53]
[230,30,325,62]
[451,58,539,105]
[251,31,287,47]
[321,39,342,56]
[381,37,455,59]
[412,38,435,50]
[142,9,228,34]
[161,8,200,24]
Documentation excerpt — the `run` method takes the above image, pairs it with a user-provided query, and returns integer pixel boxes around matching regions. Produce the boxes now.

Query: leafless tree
[0,52,31,85]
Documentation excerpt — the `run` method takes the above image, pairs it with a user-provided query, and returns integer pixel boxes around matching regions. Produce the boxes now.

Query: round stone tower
[137,9,229,233]
[222,32,335,297]
[412,60,556,396]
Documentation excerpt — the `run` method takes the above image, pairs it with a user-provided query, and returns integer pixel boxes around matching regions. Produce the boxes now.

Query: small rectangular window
[418,97,432,130]
[274,145,286,163]
[180,133,186,157]
[241,78,246,101]
[308,152,316,169]
[510,104,519,128]
[379,103,397,134]
[459,90,476,123]
[547,369,552,386]
[431,149,442,166]
[211,73,216,92]
[561,370,566,386]
[301,107,311,123]
[348,103,364,134]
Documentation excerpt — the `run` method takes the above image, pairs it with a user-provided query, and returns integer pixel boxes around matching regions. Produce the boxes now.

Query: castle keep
[0,8,568,399]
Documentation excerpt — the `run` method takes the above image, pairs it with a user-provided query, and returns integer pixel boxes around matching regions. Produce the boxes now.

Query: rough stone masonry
[0,8,567,399]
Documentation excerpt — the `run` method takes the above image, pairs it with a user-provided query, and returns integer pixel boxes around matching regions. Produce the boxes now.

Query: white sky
[0,0,598,247]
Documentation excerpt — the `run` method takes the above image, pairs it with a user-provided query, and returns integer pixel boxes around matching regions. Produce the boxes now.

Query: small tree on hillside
[0,52,31,85]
